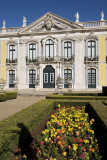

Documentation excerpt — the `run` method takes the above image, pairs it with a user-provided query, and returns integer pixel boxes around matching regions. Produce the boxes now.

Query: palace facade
[0,12,107,91]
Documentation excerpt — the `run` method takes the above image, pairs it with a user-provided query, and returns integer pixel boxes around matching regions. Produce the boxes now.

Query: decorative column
[42,40,45,58]
[54,39,57,58]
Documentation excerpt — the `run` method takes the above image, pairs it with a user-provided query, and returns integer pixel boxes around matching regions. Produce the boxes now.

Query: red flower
[74,138,77,142]
[78,138,83,143]
[40,141,44,145]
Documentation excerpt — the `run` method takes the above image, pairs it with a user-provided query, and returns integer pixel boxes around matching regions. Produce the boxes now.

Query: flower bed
[37,105,101,160]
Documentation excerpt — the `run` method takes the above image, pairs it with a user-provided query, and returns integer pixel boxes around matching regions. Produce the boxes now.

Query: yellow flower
[63,152,67,156]
[45,138,48,142]
[73,144,78,151]
[23,154,27,159]
[84,139,89,143]
[58,104,60,107]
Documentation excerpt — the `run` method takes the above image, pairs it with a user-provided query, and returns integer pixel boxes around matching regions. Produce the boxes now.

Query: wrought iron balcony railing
[6,59,17,64]
[26,56,74,64]
[84,56,99,63]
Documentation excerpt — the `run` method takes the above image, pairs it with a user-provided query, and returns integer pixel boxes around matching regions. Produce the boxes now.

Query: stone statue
[44,15,53,30]
[101,11,104,21]
[75,12,79,22]
[23,16,27,27]
[2,20,6,28]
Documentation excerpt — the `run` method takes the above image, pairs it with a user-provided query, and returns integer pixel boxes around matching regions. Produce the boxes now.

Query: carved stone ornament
[85,32,98,41]
[86,62,98,68]
[75,36,83,42]
[29,64,36,69]
[7,38,17,45]
[41,35,57,44]
[26,39,38,44]
[62,62,73,69]
[31,14,69,32]
[61,33,75,42]
[7,64,17,70]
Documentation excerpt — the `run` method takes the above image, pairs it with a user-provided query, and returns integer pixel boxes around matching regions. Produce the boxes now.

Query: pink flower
[79,143,82,146]
[83,148,86,152]
[80,154,84,159]
[91,118,95,122]
[86,135,89,139]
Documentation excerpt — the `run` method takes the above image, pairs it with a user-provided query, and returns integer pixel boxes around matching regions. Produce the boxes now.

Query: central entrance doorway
[43,65,55,88]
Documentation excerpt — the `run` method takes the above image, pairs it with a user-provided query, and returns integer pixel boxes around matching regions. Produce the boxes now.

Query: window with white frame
[45,39,54,58]
[88,41,96,57]
[50,73,54,83]
[29,43,36,60]
[64,41,72,58]
[44,73,48,83]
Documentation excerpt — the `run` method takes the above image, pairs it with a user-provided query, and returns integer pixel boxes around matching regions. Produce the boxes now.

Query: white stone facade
[0,12,107,91]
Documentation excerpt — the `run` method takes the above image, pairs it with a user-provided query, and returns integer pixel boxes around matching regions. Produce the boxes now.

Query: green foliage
[0,99,54,160]
[63,92,102,96]
[46,94,107,100]
[0,92,17,102]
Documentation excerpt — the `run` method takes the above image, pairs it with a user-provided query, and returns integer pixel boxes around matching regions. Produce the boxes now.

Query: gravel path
[0,96,45,121]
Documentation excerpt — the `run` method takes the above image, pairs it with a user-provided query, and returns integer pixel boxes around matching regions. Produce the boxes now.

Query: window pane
[46,40,49,44]
[88,42,91,46]
[64,42,67,47]
[92,41,95,46]
[88,48,91,57]
[50,73,54,83]
[44,73,48,83]
[46,45,49,57]
[68,48,71,57]
[50,45,53,57]
[68,42,71,47]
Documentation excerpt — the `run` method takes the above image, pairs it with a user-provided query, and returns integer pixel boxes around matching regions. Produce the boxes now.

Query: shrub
[0,92,17,102]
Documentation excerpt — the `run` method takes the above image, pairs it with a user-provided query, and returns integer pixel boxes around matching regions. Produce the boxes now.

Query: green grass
[0,99,54,160]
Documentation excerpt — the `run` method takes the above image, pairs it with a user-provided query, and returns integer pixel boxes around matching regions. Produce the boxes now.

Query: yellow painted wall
[1,41,6,81]
[99,36,106,86]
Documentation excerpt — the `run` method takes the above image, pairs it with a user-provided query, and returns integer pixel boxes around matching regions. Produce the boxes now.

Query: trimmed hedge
[0,99,54,160]
[0,92,17,102]
[63,92,103,96]
[86,102,107,159]
[46,94,107,100]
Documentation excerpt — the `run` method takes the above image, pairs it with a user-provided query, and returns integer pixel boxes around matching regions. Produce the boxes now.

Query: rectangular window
[50,73,54,83]
[44,73,48,83]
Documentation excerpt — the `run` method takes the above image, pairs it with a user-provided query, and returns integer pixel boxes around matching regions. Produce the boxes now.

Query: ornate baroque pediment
[61,33,75,41]
[7,38,17,45]
[19,12,83,33]
[85,32,98,41]
[86,62,98,68]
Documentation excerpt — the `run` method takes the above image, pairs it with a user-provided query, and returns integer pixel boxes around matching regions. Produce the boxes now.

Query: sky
[0,0,107,28]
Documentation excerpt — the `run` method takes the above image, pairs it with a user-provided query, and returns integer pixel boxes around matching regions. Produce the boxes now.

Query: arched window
[29,43,36,60]
[45,39,54,58]
[64,41,72,58]
[9,45,16,61]
[88,41,96,57]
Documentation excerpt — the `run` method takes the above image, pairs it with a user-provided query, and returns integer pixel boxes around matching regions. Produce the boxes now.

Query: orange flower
[58,141,61,145]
